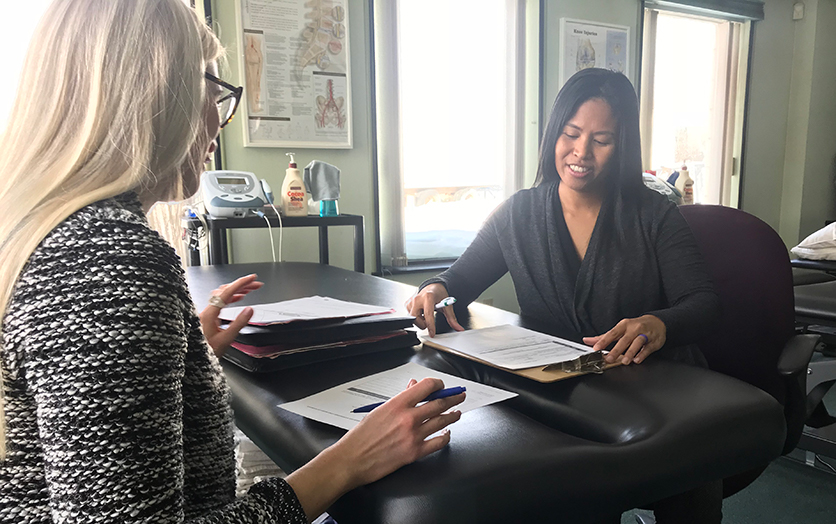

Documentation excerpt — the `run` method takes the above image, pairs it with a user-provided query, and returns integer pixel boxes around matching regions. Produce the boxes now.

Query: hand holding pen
[405,283,465,337]
[326,377,466,493]
[353,386,467,413]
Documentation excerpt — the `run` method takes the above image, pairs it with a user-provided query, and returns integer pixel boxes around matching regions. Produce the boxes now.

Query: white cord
[268,202,282,262]
[255,211,277,262]
[255,203,282,262]
[816,454,836,475]
[262,213,277,262]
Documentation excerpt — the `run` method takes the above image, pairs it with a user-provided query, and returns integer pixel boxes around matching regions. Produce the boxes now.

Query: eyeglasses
[205,72,243,129]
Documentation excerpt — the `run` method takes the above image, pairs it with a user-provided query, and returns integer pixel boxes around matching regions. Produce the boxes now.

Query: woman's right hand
[285,378,466,520]
[406,283,464,337]
[335,377,465,487]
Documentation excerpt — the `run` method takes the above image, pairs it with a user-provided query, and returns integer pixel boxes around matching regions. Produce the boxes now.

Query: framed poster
[235,0,353,148]
[558,18,630,87]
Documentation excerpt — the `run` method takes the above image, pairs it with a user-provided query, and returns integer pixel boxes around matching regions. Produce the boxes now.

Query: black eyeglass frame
[205,72,243,128]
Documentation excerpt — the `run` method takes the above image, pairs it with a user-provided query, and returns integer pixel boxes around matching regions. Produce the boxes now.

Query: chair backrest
[679,205,794,404]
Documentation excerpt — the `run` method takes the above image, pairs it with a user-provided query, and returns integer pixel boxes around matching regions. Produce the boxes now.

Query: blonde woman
[0,1,465,523]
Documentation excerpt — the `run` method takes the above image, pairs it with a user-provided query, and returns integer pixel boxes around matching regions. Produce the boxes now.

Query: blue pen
[351,386,467,413]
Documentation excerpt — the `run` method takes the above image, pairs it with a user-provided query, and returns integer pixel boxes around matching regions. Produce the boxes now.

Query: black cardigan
[422,182,721,363]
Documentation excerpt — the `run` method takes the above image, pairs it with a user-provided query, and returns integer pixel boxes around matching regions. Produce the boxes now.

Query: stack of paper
[219,296,418,372]
[220,296,395,325]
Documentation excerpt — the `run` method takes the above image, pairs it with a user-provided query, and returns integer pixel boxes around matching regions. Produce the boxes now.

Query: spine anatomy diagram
[315,79,345,129]
[297,0,346,75]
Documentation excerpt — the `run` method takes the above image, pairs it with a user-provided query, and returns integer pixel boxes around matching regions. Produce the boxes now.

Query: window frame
[639,1,756,207]
[371,0,527,274]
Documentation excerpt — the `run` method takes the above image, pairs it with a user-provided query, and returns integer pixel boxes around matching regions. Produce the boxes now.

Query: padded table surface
[186,262,785,524]
[795,281,836,324]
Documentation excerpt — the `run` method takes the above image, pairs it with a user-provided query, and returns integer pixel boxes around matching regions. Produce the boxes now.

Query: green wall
[209,0,836,314]
[743,0,836,245]
[212,0,377,273]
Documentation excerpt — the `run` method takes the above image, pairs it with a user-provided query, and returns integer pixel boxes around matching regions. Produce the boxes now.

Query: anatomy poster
[559,18,630,87]
[236,0,352,148]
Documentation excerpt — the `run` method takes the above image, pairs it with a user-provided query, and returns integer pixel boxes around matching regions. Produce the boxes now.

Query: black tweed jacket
[0,193,306,523]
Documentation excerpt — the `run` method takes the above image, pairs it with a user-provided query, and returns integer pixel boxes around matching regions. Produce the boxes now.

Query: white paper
[427,324,595,370]
[278,362,517,431]
[219,296,395,325]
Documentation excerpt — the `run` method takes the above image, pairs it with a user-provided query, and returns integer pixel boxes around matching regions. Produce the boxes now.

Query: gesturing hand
[582,314,667,365]
[405,283,464,337]
[199,274,263,357]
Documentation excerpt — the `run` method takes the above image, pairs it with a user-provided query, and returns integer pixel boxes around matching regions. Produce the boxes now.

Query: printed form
[278,362,517,431]
[219,296,395,325]
[426,324,596,370]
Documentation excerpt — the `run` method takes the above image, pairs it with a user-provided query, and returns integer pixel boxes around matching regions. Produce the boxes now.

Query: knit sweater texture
[0,193,307,524]
[423,182,720,363]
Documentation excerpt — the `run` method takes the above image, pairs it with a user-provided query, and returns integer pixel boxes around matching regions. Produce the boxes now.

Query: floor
[620,382,836,524]
[619,457,836,523]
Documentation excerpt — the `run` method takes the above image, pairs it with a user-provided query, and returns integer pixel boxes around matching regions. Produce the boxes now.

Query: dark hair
[534,68,643,199]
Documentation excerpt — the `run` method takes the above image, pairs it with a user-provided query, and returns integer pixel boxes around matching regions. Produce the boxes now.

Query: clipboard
[421,337,621,383]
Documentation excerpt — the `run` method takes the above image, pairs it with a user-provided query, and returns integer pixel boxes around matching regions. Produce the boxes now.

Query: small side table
[183,213,365,272]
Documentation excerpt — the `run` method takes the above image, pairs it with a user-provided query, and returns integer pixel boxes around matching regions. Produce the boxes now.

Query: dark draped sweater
[422,182,721,363]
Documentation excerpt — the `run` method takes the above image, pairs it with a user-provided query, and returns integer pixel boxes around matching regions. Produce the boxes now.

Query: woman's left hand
[582,314,667,365]
[199,274,264,357]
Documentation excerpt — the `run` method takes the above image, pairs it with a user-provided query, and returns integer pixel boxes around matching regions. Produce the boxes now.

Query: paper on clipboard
[424,324,596,370]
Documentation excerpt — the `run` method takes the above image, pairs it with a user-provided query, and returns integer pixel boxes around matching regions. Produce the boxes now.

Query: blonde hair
[0,0,222,459]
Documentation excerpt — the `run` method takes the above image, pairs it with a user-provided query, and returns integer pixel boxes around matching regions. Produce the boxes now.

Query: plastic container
[320,199,339,217]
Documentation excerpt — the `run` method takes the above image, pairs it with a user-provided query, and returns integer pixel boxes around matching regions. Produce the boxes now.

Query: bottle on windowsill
[680,164,694,205]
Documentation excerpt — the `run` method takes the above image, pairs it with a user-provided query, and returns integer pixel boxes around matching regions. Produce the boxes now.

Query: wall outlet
[793,2,805,20]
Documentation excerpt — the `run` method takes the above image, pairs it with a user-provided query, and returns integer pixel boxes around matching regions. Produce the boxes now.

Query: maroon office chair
[679,204,819,497]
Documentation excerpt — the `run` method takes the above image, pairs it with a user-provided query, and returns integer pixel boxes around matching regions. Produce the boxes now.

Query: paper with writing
[277,362,517,431]
[219,296,395,325]
[426,324,596,370]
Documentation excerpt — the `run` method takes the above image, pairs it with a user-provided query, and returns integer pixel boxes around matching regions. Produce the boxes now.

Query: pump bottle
[282,153,307,216]
[680,164,694,205]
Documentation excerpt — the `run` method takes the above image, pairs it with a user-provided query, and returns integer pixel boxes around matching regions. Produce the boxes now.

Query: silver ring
[208,295,227,309]
[637,333,648,345]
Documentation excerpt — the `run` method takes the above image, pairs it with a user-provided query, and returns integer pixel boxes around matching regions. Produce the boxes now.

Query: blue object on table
[351,386,467,413]
[320,199,339,217]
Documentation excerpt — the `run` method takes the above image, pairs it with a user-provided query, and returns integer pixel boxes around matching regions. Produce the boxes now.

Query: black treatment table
[186,262,785,524]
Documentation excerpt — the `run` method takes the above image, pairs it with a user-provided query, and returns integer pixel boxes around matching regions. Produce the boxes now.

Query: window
[373,0,524,269]
[639,1,761,207]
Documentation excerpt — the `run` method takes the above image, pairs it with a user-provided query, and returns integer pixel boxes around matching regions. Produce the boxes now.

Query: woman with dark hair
[407,68,722,522]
